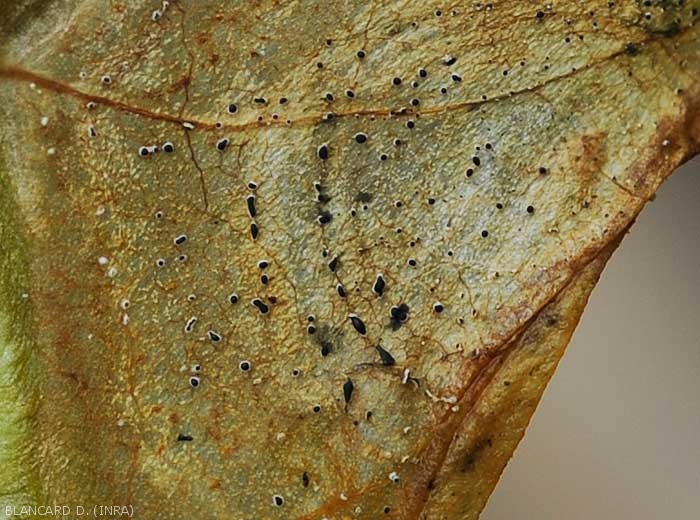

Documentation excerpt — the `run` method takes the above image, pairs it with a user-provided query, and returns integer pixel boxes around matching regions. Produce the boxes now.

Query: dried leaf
[1,1,699,518]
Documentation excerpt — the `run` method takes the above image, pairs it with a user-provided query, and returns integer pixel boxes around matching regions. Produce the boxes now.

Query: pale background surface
[483,156,700,520]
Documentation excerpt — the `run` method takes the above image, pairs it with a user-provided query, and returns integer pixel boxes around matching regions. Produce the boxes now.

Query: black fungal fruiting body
[373,274,386,296]
[251,298,270,314]
[389,303,410,330]
[349,314,367,335]
[317,211,333,225]
[216,138,229,151]
[246,195,256,218]
[328,256,339,272]
[343,379,355,404]
[375,344,396,366]
[320,342,332,357]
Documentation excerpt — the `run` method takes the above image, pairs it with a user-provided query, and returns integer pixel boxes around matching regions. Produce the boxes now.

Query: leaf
[0,1,699,518]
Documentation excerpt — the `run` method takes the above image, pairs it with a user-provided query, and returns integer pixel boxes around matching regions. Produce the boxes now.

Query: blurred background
[483,156,700,519]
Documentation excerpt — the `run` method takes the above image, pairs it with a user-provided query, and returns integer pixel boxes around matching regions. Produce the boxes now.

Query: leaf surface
[1,1,699,518]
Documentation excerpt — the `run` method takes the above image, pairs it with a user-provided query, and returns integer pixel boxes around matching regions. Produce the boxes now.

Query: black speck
[328,256,339,272]
[373,274,386,296]
[318,211,333,226]
[246,195,256,218]
[349,314,367,335]
[317,144,329,160]
[177,434,193,442]
[321,342,332,357]
[375,344,395,366]
[251,298,269,314]
[389,303,409,330]
[216,138,229,151]
[343,379,355,403]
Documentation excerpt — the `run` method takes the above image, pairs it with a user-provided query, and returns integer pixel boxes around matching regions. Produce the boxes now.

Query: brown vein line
[0,31,678,134]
